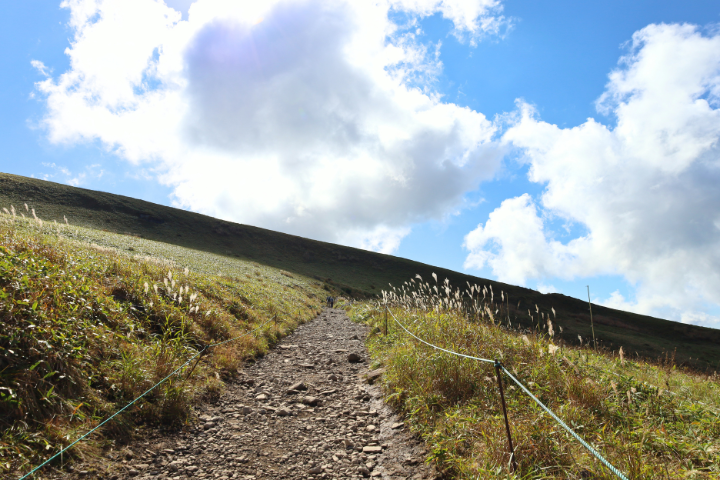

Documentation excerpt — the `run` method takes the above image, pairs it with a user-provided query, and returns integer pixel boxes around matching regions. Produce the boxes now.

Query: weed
[1,214,324,477]
[352,275,720,479]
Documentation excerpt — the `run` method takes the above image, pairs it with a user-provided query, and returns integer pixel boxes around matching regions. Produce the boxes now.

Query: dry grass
[0,211,325,478]
[352,275,720,479]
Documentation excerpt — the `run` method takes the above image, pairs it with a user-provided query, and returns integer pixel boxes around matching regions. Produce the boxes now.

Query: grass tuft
[0,214,325,478]
[351,276,720,479]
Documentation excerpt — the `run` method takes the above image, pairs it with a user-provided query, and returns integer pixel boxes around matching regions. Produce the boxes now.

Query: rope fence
[19,317,276,480]
[20,305,633,479]
[386,307,630,480]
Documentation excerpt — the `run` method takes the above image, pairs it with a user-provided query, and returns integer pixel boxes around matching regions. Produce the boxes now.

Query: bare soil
[52,308,438,480]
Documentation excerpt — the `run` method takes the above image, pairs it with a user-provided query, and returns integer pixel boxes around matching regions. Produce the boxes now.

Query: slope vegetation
[352,282,720,478]
[0,215,324,478]
[1,171,719,373]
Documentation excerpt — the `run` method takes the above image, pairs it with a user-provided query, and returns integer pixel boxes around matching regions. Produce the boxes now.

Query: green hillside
[353,298,720,479]
[0,210,325,477]
[1,172,719,371]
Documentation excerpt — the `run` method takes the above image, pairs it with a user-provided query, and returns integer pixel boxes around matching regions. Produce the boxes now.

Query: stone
[391,422,404,429]
[255,394,268,401]
[128,469,139,477]
[98,311,434,480]
[362,446,382,454]
[365,368,385,384]
[289,382,308,392]
[347,353,362,363]
[302,396,320,406]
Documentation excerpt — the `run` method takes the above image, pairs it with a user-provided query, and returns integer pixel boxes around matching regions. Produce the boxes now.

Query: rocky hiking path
[101,308,437,480]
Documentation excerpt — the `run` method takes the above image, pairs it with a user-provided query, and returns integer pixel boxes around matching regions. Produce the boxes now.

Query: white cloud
[680,310,720,329]
[37,162,104,187]
[464,193,579,285]
[35,0,505,252]
[465,23,720,326]
[536,283,557,294]
[31,60,52,77]
[390,0,508,43]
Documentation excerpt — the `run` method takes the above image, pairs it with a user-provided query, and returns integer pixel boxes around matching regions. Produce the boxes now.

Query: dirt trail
[101,308,437,480]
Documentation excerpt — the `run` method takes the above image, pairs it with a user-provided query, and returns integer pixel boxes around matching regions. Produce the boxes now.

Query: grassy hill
[1,172,719,372]
[0,209,327,478]
[353,300,720,479]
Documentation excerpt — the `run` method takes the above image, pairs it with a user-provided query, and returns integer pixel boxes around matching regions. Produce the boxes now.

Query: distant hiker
[330,297,335,308]
[326,296,332,307]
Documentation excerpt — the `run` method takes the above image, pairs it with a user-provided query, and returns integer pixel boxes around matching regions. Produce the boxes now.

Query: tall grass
[352,275,720,479]
[0,208,325,478]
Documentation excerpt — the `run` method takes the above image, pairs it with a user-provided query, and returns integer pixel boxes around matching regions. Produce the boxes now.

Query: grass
[1,178,719,479]
[351,276,720,479]
[0,212,330,479]
[1,172,718,373]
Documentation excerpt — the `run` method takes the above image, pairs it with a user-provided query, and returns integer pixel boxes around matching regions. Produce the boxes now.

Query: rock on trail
[103,308,438,480]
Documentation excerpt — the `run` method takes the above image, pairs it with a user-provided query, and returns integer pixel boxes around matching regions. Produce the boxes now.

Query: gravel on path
[100,308,438,480]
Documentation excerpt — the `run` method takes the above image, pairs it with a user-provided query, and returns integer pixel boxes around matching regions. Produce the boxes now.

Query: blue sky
[2,0,720,327]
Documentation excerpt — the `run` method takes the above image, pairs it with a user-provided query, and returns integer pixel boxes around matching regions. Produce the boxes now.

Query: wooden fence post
[494,360,518,473]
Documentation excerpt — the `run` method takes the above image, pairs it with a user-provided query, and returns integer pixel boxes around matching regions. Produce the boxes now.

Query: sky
[1,0,720,328]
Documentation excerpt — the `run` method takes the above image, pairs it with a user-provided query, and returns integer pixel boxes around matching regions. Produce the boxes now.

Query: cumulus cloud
[464,23,720,325]
[37,162,104,186]
[390,0,507,43]
[35,0,505,251]
[31,60,52,77]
